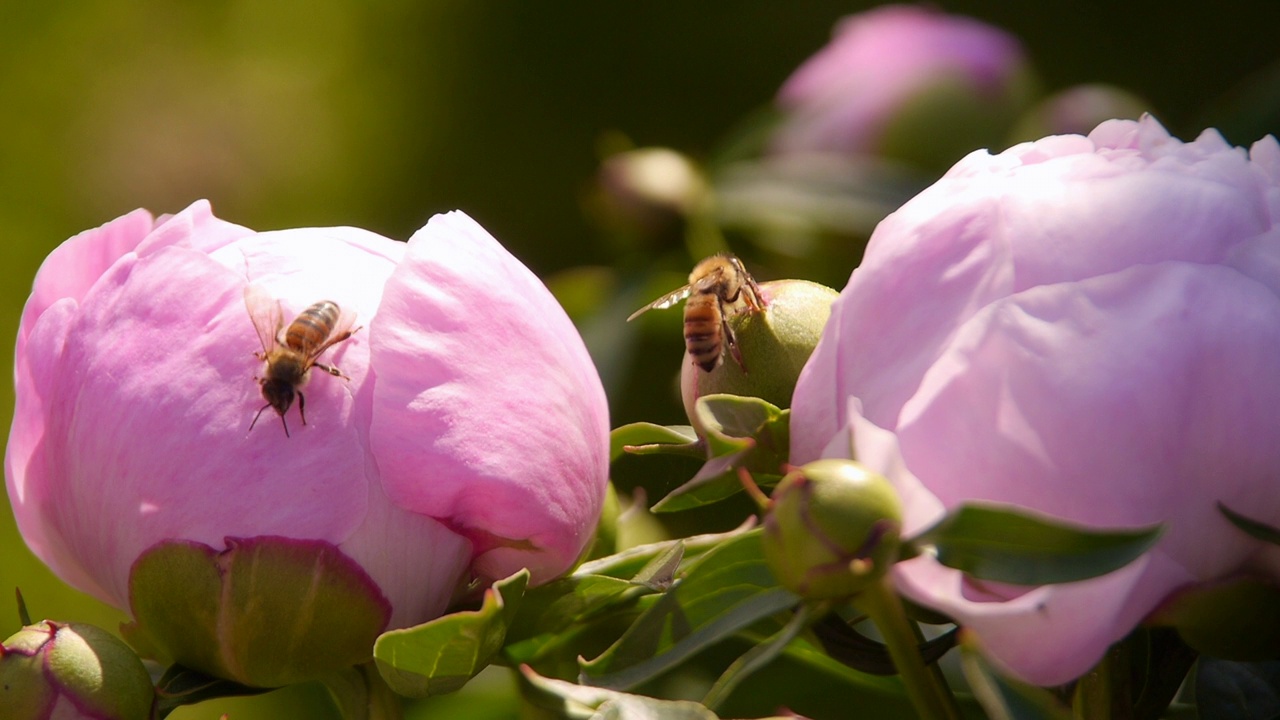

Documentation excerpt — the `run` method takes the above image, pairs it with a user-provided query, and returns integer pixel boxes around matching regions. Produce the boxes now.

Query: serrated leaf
[1218,502,1280,547]
[374,571,529,698]
[579,529,800,690]
[610,422,701,461]
[959,638,1072,720]
[911,504,1163,586]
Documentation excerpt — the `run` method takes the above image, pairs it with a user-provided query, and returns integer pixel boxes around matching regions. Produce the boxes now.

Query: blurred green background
[2,2,1277,717]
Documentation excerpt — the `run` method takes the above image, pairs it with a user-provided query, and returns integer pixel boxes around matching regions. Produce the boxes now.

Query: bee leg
[249,403,270,432]
[314,362,348,380]
[743,274,766,312]
[724,316,748,374]
[297,391,307,427]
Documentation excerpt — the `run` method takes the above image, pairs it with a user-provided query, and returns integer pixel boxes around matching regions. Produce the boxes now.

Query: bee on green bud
[0,620,154,720]
[678,276,837,433]
[762,459,904,600]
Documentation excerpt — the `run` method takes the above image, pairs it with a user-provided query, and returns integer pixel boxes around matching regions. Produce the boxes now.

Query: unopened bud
[681,279,836,433]
[1,620,154,720]
[763,459,903,600]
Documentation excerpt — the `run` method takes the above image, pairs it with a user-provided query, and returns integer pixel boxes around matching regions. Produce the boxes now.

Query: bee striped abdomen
[285,301,341,352]
[684,296,723,371]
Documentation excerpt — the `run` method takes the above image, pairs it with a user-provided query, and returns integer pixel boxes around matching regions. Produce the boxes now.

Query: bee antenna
[250,403,270,432]
[279,414,291,438]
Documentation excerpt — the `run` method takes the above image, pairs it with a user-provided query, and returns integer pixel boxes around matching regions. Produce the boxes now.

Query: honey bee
[245,284,360,437]
[628,254,766,372]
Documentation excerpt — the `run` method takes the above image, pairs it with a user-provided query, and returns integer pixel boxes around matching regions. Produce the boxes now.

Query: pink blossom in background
[790,115,1280,684]
[6,200,610,631]
[772,4,1032,159]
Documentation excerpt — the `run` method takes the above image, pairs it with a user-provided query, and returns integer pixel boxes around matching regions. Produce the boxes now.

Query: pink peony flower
[790,116,1280,685]
[6,201,609,643]
[772,5,1033,166]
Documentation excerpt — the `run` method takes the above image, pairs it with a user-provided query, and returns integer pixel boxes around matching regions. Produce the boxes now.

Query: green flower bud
[681,279,837,433]
[763,459,903,600]
[1,620,154,720]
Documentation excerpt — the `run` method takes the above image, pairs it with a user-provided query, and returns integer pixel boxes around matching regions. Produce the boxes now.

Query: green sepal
[652,395,790,512]
[610,422,702,462]
[373,570,529,698]
[128,537,392,688]
[909,504,1163,586]
[578,528,800,690]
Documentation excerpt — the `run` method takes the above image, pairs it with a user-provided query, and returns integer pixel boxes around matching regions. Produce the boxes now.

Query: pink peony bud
[771,5,1036,168]
[5,201,609,683]
[790,116,1280,685]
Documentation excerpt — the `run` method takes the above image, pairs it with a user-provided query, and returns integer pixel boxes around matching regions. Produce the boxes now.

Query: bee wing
[244,283,284,353]
[331,303,358,340]
[626,284,693,322]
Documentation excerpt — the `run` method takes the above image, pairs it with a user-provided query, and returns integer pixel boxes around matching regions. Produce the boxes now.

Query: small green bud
[1,620,154,720]
[763,459,903,600]
[681,279,836,433]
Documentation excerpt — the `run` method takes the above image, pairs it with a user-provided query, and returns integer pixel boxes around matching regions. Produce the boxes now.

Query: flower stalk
[855,576,960,720]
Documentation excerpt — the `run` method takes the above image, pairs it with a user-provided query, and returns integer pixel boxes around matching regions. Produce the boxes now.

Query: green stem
[856,578,960,720]
[1073,643,1130,720]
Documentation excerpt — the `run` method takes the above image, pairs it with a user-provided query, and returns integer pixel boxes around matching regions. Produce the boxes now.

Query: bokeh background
[2,2,1277,717]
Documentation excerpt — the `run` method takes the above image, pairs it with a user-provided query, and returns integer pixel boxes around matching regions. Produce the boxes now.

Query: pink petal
[34,245,373,607]
[369,211,609,584]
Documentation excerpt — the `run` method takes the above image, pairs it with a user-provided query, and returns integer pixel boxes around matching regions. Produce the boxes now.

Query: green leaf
[373,570,529,698]
[521,665,724,719]
[579,529,800,690]
[573,520,757,581]
[701,603,813,710]
[959,638,1072,720]
[910,504,1163,586]
[1218,502,1280,546]
[609,422,701,462]
[694,394,782,456]
[652,397,789,512]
